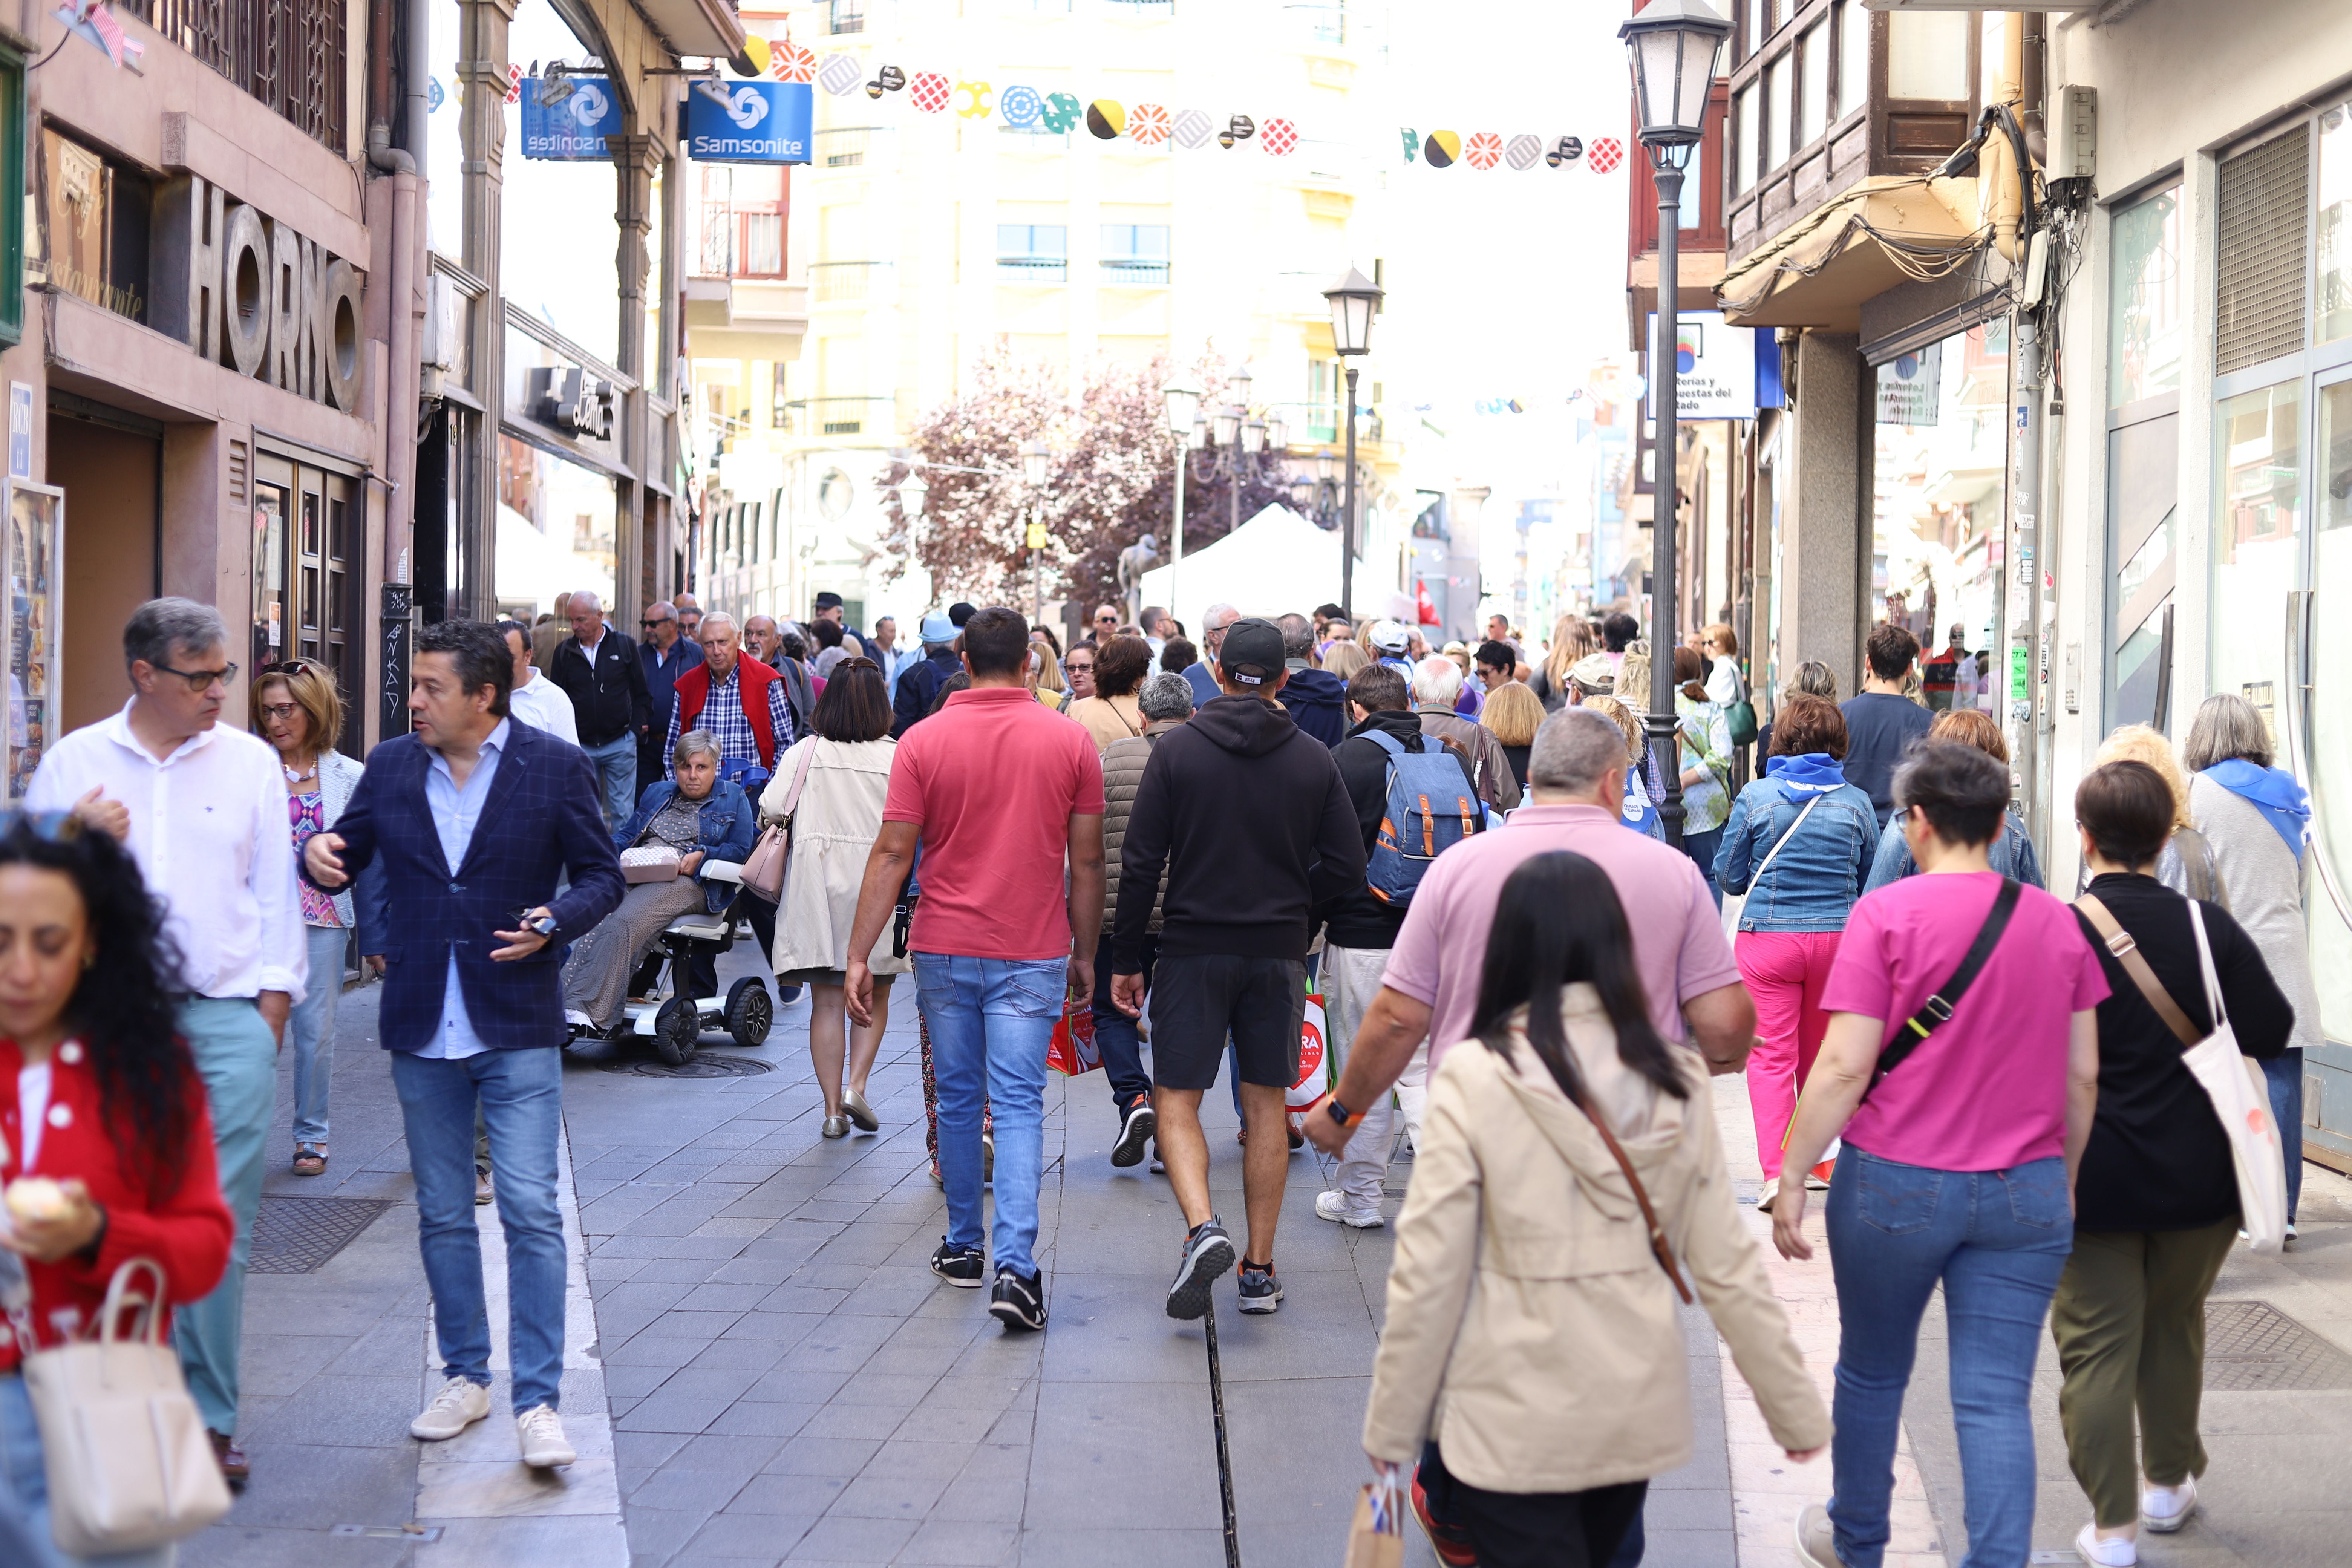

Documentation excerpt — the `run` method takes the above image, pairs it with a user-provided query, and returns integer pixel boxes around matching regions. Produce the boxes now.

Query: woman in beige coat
[763,660,910,1138]
[1365,850,1828,1568]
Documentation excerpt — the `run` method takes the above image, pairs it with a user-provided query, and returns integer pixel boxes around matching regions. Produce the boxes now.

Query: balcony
[1104,0,1174,16]
[997,256,1069,284]
[1099,258,1170,286]
[812,261,891,303]
[122,0,348,149]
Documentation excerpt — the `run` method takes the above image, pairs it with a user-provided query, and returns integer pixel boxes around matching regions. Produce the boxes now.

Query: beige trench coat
[760,737,910,977]
[1363,989,1828,1493]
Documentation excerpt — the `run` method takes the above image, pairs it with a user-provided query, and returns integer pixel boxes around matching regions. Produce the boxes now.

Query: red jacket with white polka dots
[0,1037,233,1368]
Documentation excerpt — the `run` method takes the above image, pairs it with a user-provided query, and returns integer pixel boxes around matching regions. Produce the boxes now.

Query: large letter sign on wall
[685,81,813,164]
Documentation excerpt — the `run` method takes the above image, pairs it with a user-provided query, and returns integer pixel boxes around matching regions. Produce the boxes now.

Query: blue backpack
[1364,729,1482,908]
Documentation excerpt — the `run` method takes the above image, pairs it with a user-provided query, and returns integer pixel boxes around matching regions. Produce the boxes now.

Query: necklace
[283,758,317,785]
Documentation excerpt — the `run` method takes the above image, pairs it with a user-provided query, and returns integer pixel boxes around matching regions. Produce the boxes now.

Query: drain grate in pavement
[249,1197,393,1274]
[599,1054,775,1079]
[2204,1300,2352,1392]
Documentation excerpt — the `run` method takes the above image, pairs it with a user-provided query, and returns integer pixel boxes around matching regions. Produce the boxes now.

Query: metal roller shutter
[2216,126,2310,375]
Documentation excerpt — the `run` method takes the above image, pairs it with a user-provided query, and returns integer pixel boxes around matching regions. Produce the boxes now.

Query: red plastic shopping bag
[1046,998,1100,1076]
[1288,993,1329,1111]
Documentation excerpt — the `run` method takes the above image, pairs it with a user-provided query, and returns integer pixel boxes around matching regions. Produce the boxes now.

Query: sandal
[292,1145,328,1177]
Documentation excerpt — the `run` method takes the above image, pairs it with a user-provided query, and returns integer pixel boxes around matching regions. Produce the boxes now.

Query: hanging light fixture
[1020,439,1049,490]
[1619,0,1731,159]
[1161,375,1202,438]
[1213,403,1242,448]
[1265,411,1288,452]
[897,470,928,520]
[1240,415,1266,456]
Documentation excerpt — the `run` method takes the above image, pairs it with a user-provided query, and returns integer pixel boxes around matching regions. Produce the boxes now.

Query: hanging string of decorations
[1403,130,1625,173]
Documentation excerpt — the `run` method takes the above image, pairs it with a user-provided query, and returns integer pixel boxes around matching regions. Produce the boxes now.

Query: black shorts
[1147,953,1305,1091]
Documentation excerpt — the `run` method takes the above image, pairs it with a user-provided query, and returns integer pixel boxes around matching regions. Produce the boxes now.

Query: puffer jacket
[1363,989,1829,1492]
[1101,718,1183,935]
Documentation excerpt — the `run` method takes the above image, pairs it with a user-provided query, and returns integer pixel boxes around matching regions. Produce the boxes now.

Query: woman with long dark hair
[0,813,234,1564]
[1365,851,1826,1568]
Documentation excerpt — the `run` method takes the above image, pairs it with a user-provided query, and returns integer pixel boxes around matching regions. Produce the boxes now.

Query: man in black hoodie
[1274,612,1347,747]
[1112,618,1365,1321]
[1312,663,1478,1230]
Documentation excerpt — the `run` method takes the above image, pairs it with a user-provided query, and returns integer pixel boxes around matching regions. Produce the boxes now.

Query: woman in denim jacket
[1713,695,1877,1193]
[1863,709,2043,892]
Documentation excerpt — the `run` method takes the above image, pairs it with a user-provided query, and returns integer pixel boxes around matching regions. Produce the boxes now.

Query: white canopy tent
[1137,503,1359,637]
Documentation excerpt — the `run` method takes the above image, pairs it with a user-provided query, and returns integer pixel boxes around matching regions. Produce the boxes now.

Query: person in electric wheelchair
[560,729,756,1036]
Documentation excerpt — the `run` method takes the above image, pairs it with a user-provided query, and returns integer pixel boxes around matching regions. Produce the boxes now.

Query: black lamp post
[1323,268,1382,619]
[1620,0,1728,852]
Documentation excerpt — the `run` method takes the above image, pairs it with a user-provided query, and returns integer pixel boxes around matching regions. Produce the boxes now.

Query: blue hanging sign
[685,81,814,164]
[519,77,622,160]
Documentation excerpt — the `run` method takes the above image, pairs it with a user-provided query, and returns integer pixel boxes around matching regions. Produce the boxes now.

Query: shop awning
[1716,177,1983,333]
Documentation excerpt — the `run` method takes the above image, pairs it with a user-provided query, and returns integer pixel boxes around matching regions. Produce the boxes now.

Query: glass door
[2300,370,2352,1106]
[251,452,361,752]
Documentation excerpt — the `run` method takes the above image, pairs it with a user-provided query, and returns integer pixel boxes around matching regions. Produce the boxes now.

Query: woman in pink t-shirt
[1772,741,2106,1568]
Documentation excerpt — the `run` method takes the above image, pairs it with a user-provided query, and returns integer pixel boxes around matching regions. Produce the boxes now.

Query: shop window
[251,453,358,748]
[2210,380,2303,723]
[2318,103,2351,346]
[41,129,149,324]
[1869,324,2006,671]
[498,433,616,609]
[2108,187,2184,408]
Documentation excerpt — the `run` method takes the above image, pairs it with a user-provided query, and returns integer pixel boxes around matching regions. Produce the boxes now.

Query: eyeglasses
[152,662,236,691]
[259,702,302,721]
[1066,660,1095,674]
[640,619,668,629]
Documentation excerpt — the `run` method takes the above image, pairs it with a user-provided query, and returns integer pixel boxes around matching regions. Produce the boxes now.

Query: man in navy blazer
[304,620,622,1469]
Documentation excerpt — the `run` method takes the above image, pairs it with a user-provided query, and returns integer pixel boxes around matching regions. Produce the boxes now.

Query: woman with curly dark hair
[0,813,234,1563]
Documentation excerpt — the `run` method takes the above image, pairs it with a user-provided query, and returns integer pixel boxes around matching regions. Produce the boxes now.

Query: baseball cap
[1217,617,1286,687]
[1369,620,1411,654]
[1568,653,1617,693]
[919,611,957,643]
[813,591,844,611]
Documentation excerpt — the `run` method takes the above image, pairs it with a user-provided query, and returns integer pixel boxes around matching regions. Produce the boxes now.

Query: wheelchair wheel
[653,996,701,1065]
[725,977,773,1047]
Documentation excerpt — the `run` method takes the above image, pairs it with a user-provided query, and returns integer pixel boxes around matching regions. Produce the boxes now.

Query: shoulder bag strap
[2185,899,2230,1032]
[1749,794,1828,888]
[1865,878,2023,1095]
[2073,894,2203,1048]
[1565,1085,1694,1305]
[774,739,819,824]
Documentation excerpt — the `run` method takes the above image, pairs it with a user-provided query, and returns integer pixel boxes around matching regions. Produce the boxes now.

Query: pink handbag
[741,741,817,903]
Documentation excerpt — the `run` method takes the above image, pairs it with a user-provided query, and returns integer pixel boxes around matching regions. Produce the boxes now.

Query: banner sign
[1645,312,1767,421]
[520,77,622,160]
[1875,345,1944,426]
[685,81,814,164]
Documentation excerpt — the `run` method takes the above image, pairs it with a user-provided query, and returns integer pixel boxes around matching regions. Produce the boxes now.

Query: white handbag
[2181,902,2291,1256]
[20,1256,231,1556]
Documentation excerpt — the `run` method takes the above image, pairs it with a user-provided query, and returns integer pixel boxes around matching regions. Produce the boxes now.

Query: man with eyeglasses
[671,591,704,643]
[27,596,308,1491]
[637,601,698,804]
[548,591,653,830]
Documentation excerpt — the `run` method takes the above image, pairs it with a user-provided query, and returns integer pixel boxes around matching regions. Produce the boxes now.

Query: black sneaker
[988,1267,1046,1331]
[1237,1259,1283,1314]
[929,1238,986,1288]
[1167,1219,1236,1321]
[1112,1101,1156,1167]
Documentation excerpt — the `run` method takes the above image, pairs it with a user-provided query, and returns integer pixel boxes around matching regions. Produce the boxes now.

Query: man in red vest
[664,611,796,775]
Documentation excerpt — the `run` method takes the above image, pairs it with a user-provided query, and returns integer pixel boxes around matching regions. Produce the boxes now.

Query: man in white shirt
[498,619,579,745]
[26,597,305,1488]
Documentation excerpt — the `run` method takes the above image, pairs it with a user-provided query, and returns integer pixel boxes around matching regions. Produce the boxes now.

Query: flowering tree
[876,344,1293,618]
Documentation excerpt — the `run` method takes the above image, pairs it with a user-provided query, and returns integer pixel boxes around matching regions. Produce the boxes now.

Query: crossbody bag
[1859,877,2022,1100]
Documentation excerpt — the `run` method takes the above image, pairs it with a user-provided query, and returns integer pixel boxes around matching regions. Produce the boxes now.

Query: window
[0,50,20,347]
[1099,224,1170,284]
[1308,359,1339,442]
[1745,0,1767,57]
[1834,1,1866,119]
[997,223,1068,282]
[815,127,874,168]
[122,0,346,148]
[828,0,864,35]
[1733,86,1756,194]
[1886,10,1967,101]
[772,362,790,428]
[1764,51,1789,172]
[2210,380,2302,714]
[2319,103,2351,345]
[41,129,149,325]
[695,166,786,279]
[1797,23,1828,149]
[2107,187,2183,408]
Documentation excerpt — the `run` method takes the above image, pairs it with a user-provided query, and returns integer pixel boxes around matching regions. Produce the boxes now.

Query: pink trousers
[1736,929,1842,1179]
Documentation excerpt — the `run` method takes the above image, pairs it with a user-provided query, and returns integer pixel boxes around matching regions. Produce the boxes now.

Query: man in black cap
[811,591,863,659]
[1109,617,1364,1321]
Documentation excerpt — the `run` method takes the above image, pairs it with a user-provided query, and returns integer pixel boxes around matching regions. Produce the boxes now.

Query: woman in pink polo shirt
[1772,740,2106,1568]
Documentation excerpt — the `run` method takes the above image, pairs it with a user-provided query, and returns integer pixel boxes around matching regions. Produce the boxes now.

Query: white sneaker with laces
[2076,1522,2137,1566]
[516,1403,576,1468]
[2141,1476,2196,1533]
[1315,1190,1384,1228]
[410,1376,491,1441]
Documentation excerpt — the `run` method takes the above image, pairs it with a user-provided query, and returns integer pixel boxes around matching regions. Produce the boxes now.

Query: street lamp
[1323,266,1383,619]
[1620,0,1729,853]
[897,470,927,529]
[1020,438,1049,625]
[1241,415,1265,456]
[1162,375,1202,604]
[1265,411,1287,453]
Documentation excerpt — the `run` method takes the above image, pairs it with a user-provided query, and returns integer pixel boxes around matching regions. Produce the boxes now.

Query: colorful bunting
[1589,136,1624,174]
[1465,131,1502,170]
[1422,129,1460,168]
[1129,103,1170,146]
[1086,100,1127,139]
[955,80,992,118]
[1262,117,1298,156]
[909,71,951,112]
[1505,133,1540,170]
[1398,129,1620,172]
[771,40,816,84]
[817,52,861,96]
[1000,84,1042,127]
[1173,108,1212,149]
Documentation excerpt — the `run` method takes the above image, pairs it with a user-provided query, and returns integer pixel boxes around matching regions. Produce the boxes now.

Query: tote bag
[2183,902,2290,1254]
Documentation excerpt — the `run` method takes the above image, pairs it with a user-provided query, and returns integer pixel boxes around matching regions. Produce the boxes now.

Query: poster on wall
[685,81,813,164]
[1644,312,1766,422]
[1875,346,1944,426]
[3,481,64,803]
[519,76,625,160]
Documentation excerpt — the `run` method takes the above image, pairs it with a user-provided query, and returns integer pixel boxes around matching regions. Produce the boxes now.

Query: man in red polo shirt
[663,611,795,774]
[844,607,1105,1332]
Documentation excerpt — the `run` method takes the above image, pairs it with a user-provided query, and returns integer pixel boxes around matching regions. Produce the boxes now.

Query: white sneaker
[2141,1476,2196,1533]
[1315,1190,1384,1228]
[410,1376,491,1441]
[516,1403,576,1468]
[2076,1522,2136,1566]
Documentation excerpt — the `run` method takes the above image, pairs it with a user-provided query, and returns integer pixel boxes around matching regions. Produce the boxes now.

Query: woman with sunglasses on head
[251,659,365,1178]
[1365,851,1826,1568]
[0,814,234,1565]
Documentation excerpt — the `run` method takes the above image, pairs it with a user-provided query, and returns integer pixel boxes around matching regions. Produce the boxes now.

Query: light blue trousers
[170,997,275,1439]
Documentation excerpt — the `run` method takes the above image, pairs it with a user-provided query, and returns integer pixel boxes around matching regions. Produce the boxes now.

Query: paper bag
[1046,998,1100,1076]
[1343,1477,1405,1568]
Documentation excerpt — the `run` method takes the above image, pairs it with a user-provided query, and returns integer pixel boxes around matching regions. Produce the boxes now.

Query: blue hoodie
[1280,665,1349,749]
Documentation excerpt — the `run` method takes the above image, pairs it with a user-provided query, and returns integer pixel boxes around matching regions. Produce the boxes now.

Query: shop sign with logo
[1875,346,1943,427]
[685,81,813,164]
[1643,311,1777,421]
[521,77,623,160]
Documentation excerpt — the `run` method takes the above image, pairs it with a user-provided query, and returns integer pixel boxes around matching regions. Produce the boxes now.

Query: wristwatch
[1326,1096,1366,1130]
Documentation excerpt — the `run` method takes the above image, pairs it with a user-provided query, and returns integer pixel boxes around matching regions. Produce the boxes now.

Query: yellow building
[686,0,1414,635]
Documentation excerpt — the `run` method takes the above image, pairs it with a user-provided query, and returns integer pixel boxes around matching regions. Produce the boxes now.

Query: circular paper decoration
[1086,100,1126,139]
[1172,108,1212,149]
[737,37,771,75]
[1465,131,1502,170]
[1422,129,1461,168]
[1546,135,1585,168]
[910,72,951,113]
[818,52,861,96]
[1261,117,1298,156]
[1040,92,1082,133]
[1000,84,1042,127]
[772,41,816,83]
[1505,133,1541,170]
[1589,136,1624,174]
[1128,102,1170,146]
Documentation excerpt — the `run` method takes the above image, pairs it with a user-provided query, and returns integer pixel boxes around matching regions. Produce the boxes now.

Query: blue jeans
[1825,1148,2072,1568]
[913,952,1065,1279]
[172,996,276,1436]
[1093,931,1154,1116]
[288,924,347,1146]
[1683,824,1726,910]
[2262,1049,2304,1222]
[0,1375,171,1568]
[390,1046,568,1411]
[581,733,638,832]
